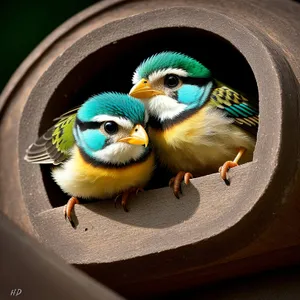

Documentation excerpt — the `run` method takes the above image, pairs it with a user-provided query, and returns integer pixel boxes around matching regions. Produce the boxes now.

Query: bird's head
[129,52,213,122]
[74,92,149,165]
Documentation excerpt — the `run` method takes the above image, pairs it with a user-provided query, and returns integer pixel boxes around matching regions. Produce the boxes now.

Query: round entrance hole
[14,5,300,296]
[37,27,258,208]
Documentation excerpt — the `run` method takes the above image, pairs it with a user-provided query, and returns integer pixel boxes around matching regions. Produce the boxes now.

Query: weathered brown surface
[0,212,124,300]
[158,264,300,300]
[1,0,300,298]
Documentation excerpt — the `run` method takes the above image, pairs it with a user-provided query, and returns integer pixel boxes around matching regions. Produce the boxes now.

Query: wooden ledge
[35,164,253,264]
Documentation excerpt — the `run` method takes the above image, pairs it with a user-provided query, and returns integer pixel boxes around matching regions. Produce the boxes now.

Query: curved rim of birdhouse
[17,6,299,269]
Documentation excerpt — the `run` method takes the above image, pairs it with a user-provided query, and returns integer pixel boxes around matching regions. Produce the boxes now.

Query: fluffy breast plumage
[52,147,155,199]
[149,106,255,176]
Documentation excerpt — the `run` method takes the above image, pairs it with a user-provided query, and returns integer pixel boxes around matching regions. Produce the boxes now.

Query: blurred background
[1,0,300,92]
[0,0,99,92]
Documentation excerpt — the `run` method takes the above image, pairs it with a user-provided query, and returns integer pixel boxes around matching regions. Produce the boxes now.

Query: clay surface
[1,0,300,297]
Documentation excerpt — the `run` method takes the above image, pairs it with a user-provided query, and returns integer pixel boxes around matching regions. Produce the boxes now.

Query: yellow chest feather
[149,107,255,175]
[52,147,155,199]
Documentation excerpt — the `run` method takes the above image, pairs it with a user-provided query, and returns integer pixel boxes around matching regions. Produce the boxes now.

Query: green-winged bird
[129,52,258,198]
[25,92,154,227]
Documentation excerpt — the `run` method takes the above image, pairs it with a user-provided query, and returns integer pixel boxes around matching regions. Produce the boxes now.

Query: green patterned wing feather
[52,114,76,155]
[25,111,77,165]
[209,83,259,135]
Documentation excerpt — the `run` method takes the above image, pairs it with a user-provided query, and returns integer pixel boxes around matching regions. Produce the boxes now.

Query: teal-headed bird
[25,92,154,227]
[129,52,258,198]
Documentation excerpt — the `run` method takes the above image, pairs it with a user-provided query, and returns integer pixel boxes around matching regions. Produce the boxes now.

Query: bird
[24,92,154,227]
[129,51,259,198]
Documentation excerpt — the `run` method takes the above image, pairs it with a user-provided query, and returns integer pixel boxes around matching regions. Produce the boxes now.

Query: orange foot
[169,171,193,199]
[63,196,79,228]
[114,187,144,212]
[219,147,246,185]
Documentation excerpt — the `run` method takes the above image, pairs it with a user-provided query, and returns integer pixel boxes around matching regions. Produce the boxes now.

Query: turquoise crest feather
[134,52,211,81]
[78,92,145,125]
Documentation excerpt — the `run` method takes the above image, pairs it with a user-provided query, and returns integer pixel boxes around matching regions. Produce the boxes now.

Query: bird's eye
[164,74,180,88]
[104,121,118,134]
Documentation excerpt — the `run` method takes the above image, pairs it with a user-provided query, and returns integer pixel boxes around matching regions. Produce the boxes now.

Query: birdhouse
[1,0,300,298]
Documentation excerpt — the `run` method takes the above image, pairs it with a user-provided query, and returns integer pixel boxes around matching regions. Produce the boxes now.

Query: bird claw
[114,187,144,212]
[135,187,144,195]
[63,197,79,229]
[169,171,193,199]
[114,194,122,209]
[219,161,238,185]
[184,172,193,185]
[121,198,129,213]
[219,147,246,185]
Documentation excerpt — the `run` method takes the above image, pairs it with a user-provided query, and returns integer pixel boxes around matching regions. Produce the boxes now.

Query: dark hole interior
[40,27,258,208]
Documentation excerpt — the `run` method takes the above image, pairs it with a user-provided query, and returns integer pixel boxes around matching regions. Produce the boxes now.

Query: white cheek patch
[132,71,140,85]
[92,142,145,164]
[148,68,188,83]
[147,95,187,121]
[91,115,133,130]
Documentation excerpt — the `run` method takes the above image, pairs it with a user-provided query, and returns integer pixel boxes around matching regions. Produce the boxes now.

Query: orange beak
[129,78,164,99]
[118,124,149,147]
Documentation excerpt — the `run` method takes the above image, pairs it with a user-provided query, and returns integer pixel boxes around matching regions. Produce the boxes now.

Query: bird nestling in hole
[25,93,155,228]
[129,51,258,198]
